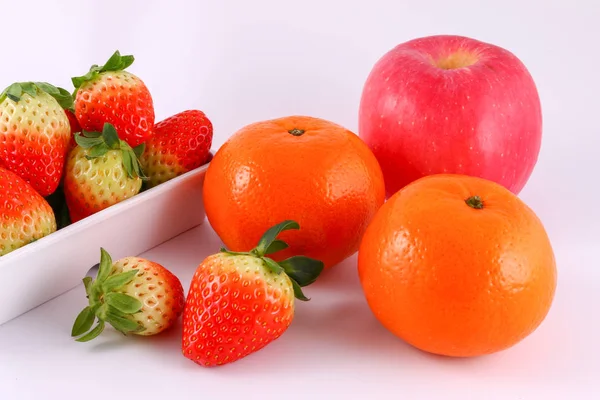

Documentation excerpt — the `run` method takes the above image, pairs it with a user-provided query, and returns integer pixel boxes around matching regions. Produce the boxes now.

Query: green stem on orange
[465,195,484,209]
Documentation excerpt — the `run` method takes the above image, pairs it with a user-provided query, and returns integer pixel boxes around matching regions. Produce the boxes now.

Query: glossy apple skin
[359,35,542,197]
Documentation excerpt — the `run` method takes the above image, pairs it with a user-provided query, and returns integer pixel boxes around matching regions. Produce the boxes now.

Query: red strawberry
[72,248,185,341]
[72,50,155,148]
[63,123,145,222]
[64,108,81,153]
[182,220,324,367]
[0,167,56,256]
[0,82,73,196]
[141,110,213,188]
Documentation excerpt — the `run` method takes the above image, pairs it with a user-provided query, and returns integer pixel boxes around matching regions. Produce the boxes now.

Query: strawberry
[141,110,213,188]
[72,50,155,148]
[63,123,145,223]
[0,167,56,256]
[64,108,81,153]
[182,220,324,367]
[0,81,73,196]
[71,248,185,341]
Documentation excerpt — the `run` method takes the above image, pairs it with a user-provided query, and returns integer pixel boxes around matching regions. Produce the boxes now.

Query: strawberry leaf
[72,50,135,90]
[102,51,124,71]
[101,269,139,292]
[75,321,105,342]
[71,306,96,337]
[57,87,75,112]
[220,248,252,256]
[104,292,142,314]
[85,143,110,159]
[132,156,147,179]
[71,71,97,89]
[133,143,145,159]
[118,141,147,180]
[101,50,135,72]
[121,149,135,179]
[260,257,284,275]
[81,130,102,139]
[73,248,145,343]
[105,305,127,318]
[101,123,120,149]
[279,256,324,287]
[96,248,114,284]
[264,239,288,255]
[131,143,148,179]
[254,220,299,256]
[95,302,109,320]
[20,82,37,98]
[76,124,126,160]
[105,309,143,335]
[82,276,93,296]
[0,82,73,109]
[4,83,23,102]
[74,123,146,180]
[34,82,74,110]
[74,133,104,149]
[290,279,309,301]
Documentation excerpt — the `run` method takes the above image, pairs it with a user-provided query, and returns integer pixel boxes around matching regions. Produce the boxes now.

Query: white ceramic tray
[0,160,210,326]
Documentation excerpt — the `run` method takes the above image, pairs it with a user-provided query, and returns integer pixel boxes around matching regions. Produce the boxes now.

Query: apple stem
[465,195,484,209]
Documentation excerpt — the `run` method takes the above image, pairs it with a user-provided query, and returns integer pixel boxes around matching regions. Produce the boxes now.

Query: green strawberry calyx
[0,81,74,110]
[74,123,147,180]
[220,220,325,301]
[71,248,146,342]
[71,50,134,90]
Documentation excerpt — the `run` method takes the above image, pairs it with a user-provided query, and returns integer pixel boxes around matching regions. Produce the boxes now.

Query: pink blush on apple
[359,34,542,197]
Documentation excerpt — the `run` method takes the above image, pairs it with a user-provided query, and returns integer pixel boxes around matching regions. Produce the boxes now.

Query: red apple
[358,35,542,196]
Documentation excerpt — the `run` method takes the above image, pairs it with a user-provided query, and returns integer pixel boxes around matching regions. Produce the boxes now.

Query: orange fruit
[203,115,385,269]
[358,174,556,357]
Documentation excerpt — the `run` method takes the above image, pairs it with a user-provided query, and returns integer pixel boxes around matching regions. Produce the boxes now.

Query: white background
[1,0,599,398]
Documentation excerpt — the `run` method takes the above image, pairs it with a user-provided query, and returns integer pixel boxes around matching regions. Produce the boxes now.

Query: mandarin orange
[358,174,556,357]
[203,115,385,269]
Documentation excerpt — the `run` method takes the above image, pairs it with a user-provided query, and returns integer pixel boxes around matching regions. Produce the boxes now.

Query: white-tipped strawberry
[0,81,73,196]
[72,248,185,342]
[63,122,145,222]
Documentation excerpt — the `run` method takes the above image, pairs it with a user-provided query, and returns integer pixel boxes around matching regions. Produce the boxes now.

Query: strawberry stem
[254,220,299,257]
[219,248,252,256]
[71,50,135,90]
[74,123,147,180]
[0,81,74,109]
[71,248,146,342]
[220,220,324,301]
